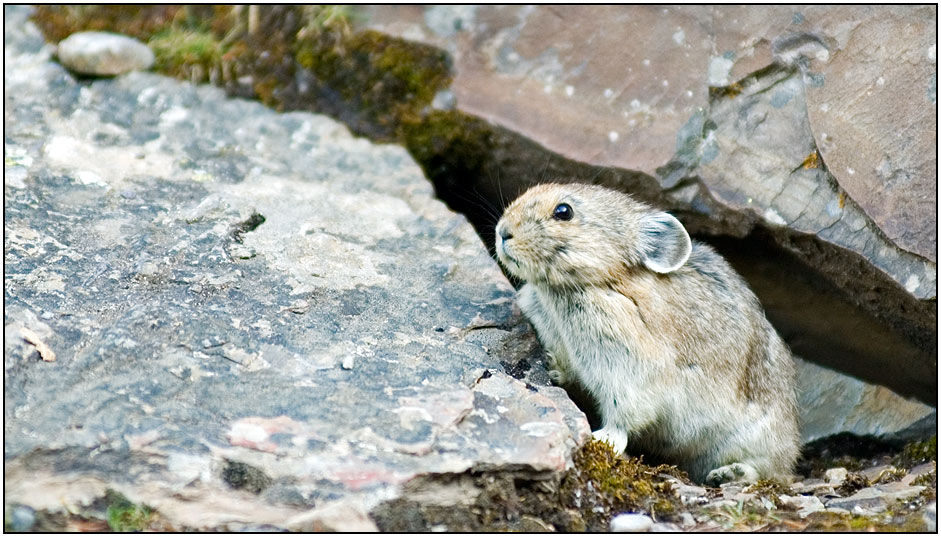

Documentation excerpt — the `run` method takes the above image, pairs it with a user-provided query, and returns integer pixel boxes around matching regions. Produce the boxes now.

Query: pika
[495,183,799,485]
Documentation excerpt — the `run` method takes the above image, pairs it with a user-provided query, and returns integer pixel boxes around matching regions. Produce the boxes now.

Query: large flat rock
[4,7,587,530]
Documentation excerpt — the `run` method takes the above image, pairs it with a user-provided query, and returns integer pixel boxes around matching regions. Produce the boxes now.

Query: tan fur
[495,183,800,484]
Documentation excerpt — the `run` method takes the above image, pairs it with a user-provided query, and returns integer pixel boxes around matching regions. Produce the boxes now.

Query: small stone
[431,89,456,111]
[57,31,154,76]
[861,464,896,483]
[902,462,936,485]
[825,467,848,486]
[610,513,653,532]
[719,482,745,498]
[10,505,36,531]
[675,483,708,505]
[791,478,834,495]
[341,355,355,370]
[518,515,554,532]
[779,494,826,518]
[826,486,888,513]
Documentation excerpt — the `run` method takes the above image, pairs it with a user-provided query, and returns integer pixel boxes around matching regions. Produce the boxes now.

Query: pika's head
[495,183,691,286]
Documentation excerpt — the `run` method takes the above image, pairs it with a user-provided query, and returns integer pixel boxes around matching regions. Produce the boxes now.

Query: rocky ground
[5,436,937,532]
[5,5,936,533]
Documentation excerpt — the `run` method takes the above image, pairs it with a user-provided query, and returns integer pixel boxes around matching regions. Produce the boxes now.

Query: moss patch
[743,478,792,508]
[104,490,157,532]
[894,436,937,469]
[221,460,273,494]
[373,440,686,532]
[148,27,224,80]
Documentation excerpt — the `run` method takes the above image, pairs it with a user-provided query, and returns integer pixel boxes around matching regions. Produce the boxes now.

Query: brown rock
[800,6,937,261]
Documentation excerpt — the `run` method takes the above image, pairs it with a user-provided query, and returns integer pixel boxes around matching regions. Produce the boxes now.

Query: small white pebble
[603,88,614,98]
[341,355,355,370]
[642,58,651,66]
[662,79,669,87]
[608,131,619,143]
[565,85,575,97]
[905,274,921,293]
[825,467,848,485]
[611,513,653,532]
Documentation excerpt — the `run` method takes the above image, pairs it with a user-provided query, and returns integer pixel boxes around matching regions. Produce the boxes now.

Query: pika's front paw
[547,368,568,385]
[705,463,759,486]
[592,426,628,454]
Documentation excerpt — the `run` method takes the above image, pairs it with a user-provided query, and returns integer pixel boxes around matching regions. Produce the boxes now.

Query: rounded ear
[638,212,692,273]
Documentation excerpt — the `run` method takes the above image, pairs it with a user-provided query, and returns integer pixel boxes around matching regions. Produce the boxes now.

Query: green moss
[558,440,685,530]
[894,436,937,469]
[105,490,155,532]
[744,478,791,508]
[149,28,224,79]
[293,23,452,139]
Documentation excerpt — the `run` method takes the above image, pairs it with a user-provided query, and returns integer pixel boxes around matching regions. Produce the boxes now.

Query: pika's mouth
[496,240,521,270]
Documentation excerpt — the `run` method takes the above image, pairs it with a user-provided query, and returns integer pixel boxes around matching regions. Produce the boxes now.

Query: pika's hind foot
[592,426,628,454]
[705,462,759,486]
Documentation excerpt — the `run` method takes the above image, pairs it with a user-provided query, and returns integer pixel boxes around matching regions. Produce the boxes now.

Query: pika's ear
[638,212,691,273]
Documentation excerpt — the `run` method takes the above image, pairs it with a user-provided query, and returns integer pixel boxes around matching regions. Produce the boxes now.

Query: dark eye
[553,203,573,221]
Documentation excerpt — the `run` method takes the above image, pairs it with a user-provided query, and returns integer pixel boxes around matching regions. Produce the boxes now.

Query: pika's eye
[553,203,573,221]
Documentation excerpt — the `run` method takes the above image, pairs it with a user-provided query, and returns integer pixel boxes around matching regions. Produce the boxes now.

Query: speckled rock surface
[795,358,934,442]
[4,7,587,531]
[56,30,154,76]
[358,5,937,404]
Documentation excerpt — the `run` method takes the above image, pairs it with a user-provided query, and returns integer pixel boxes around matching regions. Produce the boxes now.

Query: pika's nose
[497,223,513,241]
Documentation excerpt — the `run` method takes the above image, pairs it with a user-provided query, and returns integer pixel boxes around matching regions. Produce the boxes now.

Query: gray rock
[790,478,834,496]
[610,513,654,532]
[902,462,936,486]
[824,467,849,486]
[57,30,154,76]
[861,465,900,483]
[825,483,926,513]
[779,494,826,518]
[674,483,709,506]
[796,358,934,442]
[3,6,588,530]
